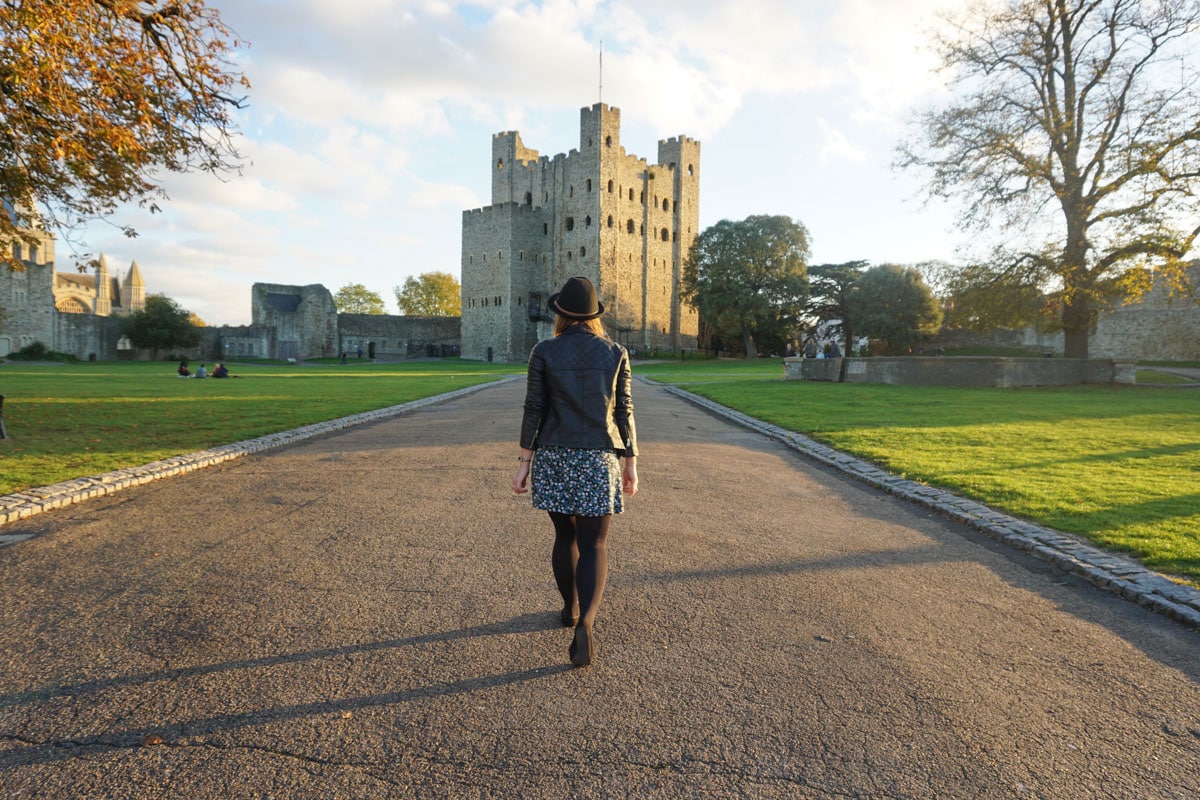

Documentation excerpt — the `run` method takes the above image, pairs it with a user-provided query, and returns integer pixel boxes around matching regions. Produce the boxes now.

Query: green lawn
[637,359,1200,587]
[0,359,521,494]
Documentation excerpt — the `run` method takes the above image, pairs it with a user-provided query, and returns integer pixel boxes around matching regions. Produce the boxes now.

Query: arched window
[688,164,694,176]
[585,215,592,227]
[607,215,614,228]
[663,198,670,211]
[524,192,532,206]
[565,217,575,231]
[605,135,612,147]
[661,228,669,242]
[580,246,586,257]
[543,223,548,235]
[628,188,634,201]
[586,179,592,191]
[607,180,614,193]
[626,219,634,234]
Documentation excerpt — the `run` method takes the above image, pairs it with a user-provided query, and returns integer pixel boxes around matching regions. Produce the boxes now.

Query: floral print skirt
[531,447,624,517]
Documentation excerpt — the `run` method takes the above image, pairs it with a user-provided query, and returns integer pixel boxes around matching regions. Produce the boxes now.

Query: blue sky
[77,0,970,326]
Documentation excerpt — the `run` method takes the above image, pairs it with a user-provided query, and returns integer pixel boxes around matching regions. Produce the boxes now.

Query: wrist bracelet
[517,456,532,463]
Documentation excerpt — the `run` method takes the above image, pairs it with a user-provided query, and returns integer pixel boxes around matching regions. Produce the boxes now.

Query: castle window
[543,223,548,235]
[29,245,38,262]
[586,179,592,191]
[605,135,612,147]
[661,228,669,241]
[640,224,644,235]
[607,180,614,193]
[628,188,634,201]
[626,219,634,234]
[10,243,19,260]
[569,185,574,198]
[567,250,572,260]
[673,231,678,241]
[497,159,504,170]
[640,191,645,204]
[688,164,694,176]
[545,192,549,203]
[496,296,502,305]
[580,247,586,257]
[585,215,592,227]
[663,199,670,211]
[519,250,524,260]
[607,216,614,228]
[524,192,532,206]
[565,217,575,231]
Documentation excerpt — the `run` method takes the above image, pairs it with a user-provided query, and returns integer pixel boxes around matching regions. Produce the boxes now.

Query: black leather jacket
[519,326,638,457]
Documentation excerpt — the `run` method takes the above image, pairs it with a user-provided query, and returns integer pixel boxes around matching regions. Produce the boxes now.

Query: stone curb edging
[0,378,520,544]
[656,381,1200,631]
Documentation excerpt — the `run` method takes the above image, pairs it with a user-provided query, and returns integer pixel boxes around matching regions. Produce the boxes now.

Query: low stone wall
[784,357,1136,386]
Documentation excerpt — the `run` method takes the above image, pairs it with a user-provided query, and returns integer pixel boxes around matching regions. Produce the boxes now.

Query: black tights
[549,512,610,628]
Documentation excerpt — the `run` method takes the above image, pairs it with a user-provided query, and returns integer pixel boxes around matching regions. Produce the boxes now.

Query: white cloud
[818,119,867,164]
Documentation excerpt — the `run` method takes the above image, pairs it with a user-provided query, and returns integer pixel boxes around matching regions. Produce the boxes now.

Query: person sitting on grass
[177,360,190,377]
[194,363,207,379]
[212,363,229,379]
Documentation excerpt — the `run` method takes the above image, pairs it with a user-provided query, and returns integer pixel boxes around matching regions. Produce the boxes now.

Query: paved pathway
[0,380,1197,798]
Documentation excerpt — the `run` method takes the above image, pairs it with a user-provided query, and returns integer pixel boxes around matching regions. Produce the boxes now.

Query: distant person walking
[512,276,638,668]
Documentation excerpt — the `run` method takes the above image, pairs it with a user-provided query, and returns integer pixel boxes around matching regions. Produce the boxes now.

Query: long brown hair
[554,315,607,338]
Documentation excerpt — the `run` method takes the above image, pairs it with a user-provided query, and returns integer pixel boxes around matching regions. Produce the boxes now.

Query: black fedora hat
[549,276,604,319]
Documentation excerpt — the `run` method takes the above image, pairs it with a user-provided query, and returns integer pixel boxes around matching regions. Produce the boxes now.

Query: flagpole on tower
[599,40,603,104]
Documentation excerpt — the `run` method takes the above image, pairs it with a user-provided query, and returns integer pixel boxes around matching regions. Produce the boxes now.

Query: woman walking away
[512,276,638,667]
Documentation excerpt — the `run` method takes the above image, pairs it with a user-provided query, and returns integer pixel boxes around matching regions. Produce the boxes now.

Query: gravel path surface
[0,379,1197,798]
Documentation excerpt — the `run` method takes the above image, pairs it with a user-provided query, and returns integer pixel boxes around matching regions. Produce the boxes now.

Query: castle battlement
[659,135,699,148]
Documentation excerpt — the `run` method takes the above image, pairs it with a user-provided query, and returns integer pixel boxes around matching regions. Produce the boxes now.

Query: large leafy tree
[0,0,249,268]
[851,265,942,355]
[941,262,1052,332]
[900,0,1200,358]
[682,215,810,359]
[334,283,387,315]
[394,271,461,316]
[118,293,201,357]
[807,261,866,356]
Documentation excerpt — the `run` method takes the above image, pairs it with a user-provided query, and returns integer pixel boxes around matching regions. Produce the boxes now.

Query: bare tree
[900,0,1200,358]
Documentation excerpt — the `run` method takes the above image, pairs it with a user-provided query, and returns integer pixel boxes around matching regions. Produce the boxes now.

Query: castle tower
[461,103,700,362]
[123,260,145,312]
[94,254,112,316]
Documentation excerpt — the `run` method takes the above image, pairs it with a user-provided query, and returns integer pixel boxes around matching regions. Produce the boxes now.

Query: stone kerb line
[0,378,520,541]
[650,379,1200,631]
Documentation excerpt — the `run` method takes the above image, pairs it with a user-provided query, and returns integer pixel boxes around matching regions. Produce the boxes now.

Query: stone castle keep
[460,103,701,362]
